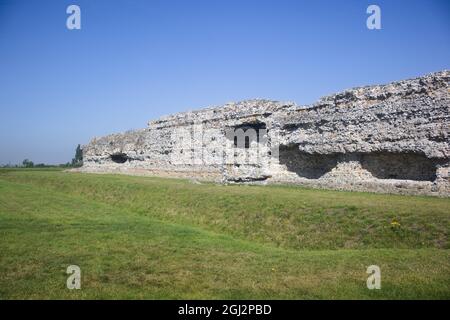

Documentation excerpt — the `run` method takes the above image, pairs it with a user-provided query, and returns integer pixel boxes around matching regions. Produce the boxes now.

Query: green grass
[0,168,449,299]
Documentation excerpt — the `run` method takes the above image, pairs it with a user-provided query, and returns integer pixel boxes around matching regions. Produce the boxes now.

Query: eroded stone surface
[79,71,450,196]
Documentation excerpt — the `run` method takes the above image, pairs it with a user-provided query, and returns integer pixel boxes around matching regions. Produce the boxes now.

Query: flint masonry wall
[81,71,450,196]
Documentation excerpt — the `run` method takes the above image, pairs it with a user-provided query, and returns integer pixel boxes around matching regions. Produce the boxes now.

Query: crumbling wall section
[80,71,450,196]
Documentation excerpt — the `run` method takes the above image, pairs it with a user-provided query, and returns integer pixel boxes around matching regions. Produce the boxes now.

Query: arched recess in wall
[110,153,128,164]
[360,152,439,181]
[279,145,440,181]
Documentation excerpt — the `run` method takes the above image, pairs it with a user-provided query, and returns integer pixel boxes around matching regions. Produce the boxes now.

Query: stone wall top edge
[147,70,449,128]
[84,70,449,147]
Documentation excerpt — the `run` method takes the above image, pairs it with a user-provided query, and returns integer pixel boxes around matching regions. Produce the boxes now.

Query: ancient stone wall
[80,71,450,196]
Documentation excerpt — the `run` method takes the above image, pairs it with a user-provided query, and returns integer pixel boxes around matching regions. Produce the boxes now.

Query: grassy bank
[0,169,449,299]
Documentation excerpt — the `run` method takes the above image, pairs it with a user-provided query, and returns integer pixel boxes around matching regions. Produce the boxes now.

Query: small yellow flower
[390,220,401,228]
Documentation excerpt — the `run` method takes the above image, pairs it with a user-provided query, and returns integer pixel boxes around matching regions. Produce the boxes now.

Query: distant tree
[71,144,83,167]
[35,163,47,168]
[59,162,71,168]
[22,159,34,168]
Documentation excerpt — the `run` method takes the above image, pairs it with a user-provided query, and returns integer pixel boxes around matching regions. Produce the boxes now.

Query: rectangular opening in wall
[228,122,266,149]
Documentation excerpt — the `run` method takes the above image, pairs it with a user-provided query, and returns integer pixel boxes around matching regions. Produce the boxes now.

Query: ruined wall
[268,70,450,195]
[81,71,450,196]
[81,99,288,180]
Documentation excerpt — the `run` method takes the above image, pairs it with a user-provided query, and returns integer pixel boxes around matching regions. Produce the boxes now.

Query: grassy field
[0,168,449,299]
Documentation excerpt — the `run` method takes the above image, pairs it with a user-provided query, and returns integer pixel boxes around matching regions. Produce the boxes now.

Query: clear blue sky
[0,0,449,165]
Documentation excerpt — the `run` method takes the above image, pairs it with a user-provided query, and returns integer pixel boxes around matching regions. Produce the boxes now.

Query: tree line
[1,144,83,168]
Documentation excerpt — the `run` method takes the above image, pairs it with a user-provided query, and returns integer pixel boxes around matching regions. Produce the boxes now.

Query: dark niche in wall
[279,144,439,181]
[227,122,267,149]
[360,152,439,181]
[279,144,338,179]
[110,153,128,164]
